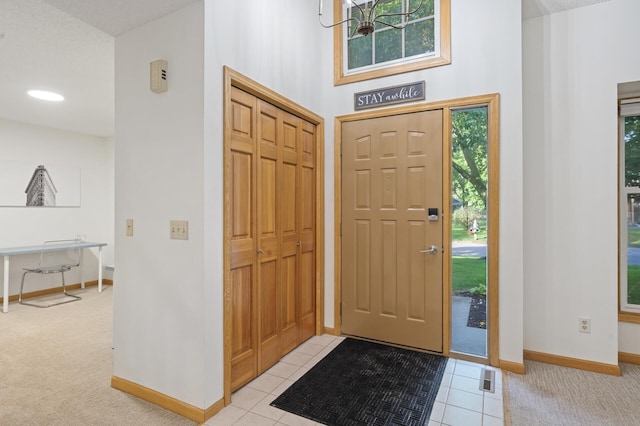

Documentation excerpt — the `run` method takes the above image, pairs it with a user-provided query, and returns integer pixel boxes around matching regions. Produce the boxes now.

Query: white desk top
[0,241,107,256]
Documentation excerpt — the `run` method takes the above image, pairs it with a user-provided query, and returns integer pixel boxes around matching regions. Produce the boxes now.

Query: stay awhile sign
[354,81,425,111]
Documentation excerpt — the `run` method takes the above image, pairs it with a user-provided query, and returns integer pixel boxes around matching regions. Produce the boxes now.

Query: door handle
[420,245,438,255]
[297,241,302,247]
[257,248,265,254]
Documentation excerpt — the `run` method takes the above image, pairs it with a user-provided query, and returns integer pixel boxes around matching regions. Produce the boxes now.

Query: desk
[0,241,107,313]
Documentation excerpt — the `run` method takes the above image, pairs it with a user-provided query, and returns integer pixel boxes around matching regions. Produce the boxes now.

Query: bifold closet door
[298,119,316,343]
[229,87,316,391]
[229,87,259,391]
[279,110,301,356]
[256,100,281,372]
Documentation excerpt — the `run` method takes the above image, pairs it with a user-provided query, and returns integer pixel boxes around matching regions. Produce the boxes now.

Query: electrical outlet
[170,220,189,240]
[579,317,591,333]
[126,219,133,237]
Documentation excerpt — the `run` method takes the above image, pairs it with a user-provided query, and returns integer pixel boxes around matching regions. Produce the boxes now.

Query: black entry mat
[270,338,448,425]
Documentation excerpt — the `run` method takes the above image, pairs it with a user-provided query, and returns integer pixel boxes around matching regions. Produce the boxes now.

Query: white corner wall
[0,118,114,292]
[113,1,207,408]
[523,0,640,365]
[114,0,324,409]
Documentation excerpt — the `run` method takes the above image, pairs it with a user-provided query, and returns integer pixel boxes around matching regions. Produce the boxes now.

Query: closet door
[228,87,317,390]
[257,100,282,372]
[229,87,258,391]
[298,119,316,342]
[280,111,301,356]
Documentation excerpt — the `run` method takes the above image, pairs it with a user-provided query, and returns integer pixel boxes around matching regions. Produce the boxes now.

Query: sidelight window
[620,96,640,314]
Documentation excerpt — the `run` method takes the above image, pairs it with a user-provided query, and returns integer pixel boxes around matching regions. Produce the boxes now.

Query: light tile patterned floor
[205,335,504,426]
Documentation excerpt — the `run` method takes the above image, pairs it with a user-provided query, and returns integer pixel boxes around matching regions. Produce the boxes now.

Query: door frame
[222,67,326,404]
[334,94,500,366]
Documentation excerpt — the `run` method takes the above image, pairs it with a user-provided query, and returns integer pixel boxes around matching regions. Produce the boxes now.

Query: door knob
[257,248,265,254]
[297,241,302,247]
[420,245,438,255]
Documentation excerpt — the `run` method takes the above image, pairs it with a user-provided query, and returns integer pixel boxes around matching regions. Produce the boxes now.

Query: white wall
[0,118,114,293]
[523,0,640,365]
[113,1,207,407]
[320,0,524,364]
[113,0,324,409]
[115,0,525,410]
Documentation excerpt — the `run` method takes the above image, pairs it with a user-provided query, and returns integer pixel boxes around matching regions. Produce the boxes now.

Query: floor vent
[479,368,496,393]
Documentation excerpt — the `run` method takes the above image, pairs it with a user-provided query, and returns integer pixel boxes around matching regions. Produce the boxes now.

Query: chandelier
[319,0,425,37]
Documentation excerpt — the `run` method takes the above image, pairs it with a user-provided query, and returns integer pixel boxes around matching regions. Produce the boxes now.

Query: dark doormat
[270,338,448,425]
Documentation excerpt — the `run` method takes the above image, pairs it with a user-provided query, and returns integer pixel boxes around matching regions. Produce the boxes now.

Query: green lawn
[628,228,640,248]
[452,222,487,242]
[628,266,640,304]
[452,255,486,294]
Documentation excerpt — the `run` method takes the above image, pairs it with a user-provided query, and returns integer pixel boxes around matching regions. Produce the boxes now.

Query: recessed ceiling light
[27,90,64,102]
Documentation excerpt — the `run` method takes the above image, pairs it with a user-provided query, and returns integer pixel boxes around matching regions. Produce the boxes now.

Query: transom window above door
[329,0,451,85]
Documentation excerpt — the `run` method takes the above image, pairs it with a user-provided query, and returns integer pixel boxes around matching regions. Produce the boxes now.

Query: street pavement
[451,241,486,257]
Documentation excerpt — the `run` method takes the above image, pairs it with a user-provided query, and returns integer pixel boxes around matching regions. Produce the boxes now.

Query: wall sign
[354,81,425,111]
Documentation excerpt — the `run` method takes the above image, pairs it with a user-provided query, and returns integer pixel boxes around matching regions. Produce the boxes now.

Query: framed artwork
[0,162,81,207]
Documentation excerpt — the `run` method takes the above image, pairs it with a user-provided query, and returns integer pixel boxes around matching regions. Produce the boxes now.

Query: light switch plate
[126,219,133,237]
[170,220,188,240]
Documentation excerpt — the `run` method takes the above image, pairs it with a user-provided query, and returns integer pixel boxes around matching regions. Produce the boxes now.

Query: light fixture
[319,0,424,37]
[27,90,64,102]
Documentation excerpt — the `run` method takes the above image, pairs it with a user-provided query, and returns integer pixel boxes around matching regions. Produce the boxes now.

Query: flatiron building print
[25,165,57,206]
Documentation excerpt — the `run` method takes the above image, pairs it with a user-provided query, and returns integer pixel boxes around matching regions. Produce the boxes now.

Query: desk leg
[80,249,85,289]
[98,247,103,293]
[3,256,9,313]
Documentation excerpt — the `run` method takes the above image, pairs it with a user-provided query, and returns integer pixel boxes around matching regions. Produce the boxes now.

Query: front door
[341,110,443,352]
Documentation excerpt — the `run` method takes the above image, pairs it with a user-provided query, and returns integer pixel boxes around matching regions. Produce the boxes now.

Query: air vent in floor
[479,367,495,393]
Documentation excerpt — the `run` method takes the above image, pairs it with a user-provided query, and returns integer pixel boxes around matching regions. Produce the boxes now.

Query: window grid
[344,0,437,74]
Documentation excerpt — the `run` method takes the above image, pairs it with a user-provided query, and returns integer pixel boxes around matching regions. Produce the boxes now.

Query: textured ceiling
[40,0,199,36]
[0,0,114,137]
[523,0,612,19]
[0,0,617,138]
[0,0,197,138]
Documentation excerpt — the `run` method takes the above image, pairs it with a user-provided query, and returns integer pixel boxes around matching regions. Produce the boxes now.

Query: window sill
[619,311,640,323]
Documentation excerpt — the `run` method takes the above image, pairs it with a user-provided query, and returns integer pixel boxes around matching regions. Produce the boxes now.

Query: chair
[19,239,82,308]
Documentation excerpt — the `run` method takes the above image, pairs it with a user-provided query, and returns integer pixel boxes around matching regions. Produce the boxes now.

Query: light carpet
[508,360,640,426]
[0,286,196,426]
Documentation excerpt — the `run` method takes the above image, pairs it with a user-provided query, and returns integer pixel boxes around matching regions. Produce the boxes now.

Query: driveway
[628,247,640,266]
[452,241,486,257]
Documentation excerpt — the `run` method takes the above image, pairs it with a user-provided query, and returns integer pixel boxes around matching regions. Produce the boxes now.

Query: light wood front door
[341,110,443,352]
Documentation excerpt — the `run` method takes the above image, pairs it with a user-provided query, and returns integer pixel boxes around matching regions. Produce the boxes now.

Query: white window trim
[342,0,441,76]
[620,106,640,314]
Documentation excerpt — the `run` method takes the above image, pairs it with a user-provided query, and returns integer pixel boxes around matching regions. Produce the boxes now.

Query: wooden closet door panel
[257,100,281,372]
[280,112,300,355]
[229,87,258,390]
[299,120,316,341]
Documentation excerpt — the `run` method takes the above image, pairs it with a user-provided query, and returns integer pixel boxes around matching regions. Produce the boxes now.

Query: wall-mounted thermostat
[150,59,167,93]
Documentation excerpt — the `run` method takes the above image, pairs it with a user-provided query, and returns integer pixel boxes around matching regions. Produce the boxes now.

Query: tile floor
[205,335,504,426]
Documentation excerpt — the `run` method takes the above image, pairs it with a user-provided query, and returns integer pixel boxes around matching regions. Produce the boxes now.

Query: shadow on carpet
[271,338,447,425]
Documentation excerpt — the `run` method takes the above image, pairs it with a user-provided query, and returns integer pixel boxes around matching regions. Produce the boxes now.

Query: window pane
[625,115,640,187]
[410,0,435,19]
[375,28,402,64]
[627,193,640,304]
[451,107,488,357]
[348,36,373,69]
[405,19,434,57]
[374,0,402,31]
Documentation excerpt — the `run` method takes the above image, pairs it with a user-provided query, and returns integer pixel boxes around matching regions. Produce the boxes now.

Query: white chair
[19,239,82,308]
